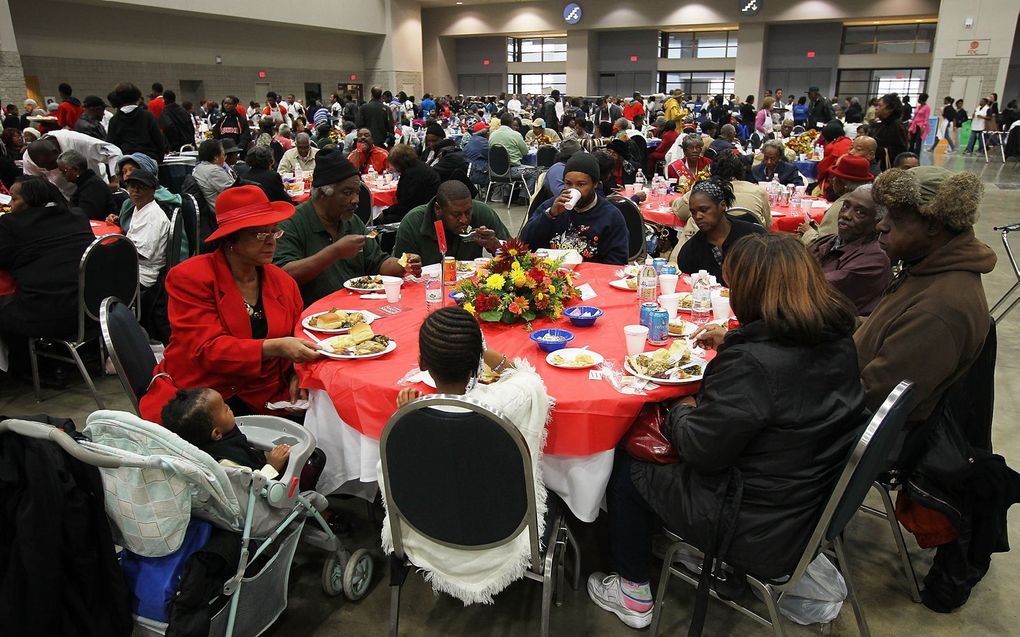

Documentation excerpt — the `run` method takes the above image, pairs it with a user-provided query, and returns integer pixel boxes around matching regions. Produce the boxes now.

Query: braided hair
[691,177,735,208]
[161,388,215,446]
[419,307,484,385]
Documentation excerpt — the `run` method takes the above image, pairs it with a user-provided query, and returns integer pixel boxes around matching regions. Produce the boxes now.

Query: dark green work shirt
[391,198,510,266]
[274,201,389,306]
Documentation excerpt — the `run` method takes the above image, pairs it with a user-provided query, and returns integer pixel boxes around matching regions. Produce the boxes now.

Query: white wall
[929,0,1020,101]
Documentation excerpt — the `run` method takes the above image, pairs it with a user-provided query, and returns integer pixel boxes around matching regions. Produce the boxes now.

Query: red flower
[528,267,546,284]
[476,293,499,312]
[508,302,522,315]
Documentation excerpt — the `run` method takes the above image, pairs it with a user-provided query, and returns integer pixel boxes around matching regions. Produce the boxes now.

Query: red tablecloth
[640,193,828,233]
[294,262,711,456]
[0,220,121,296]
[290,183,397,210]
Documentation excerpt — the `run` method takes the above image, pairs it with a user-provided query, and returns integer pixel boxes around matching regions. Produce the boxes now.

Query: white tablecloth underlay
[305,389,614,523]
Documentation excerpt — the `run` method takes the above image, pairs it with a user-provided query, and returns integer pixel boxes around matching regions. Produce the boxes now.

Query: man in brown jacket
[854,166,996,424]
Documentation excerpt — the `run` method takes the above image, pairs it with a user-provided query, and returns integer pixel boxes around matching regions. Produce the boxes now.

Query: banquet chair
[30,234,140,408]
[629,135,648,171]
[792,125,807,135]
[536,145,557,168]
[650,381,916,637]
[380,395,580,637]
[485,145,532,210]
[726,206,765,227]
[982,131,1008,162]
[611,197,648,262]
[356,183,373,225]
[521,173,551,235]
[99,297,157,415]
[181,194,200,259]
[167,208,187,269]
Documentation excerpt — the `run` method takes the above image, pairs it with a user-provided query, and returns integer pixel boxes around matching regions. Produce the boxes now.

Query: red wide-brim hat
[205,185,295,243]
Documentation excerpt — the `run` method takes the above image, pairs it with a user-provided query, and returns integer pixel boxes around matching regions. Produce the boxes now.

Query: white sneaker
[587,572,653,629]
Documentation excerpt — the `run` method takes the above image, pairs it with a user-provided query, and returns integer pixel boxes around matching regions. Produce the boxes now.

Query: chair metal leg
[540,537,556,637]
[28,338,42,401]
[554,538,566,607]
[66,343,105,409]
[650,541,682,637]
[483,182,493,204]
[507,182,516,211]
[983,133,989,162]
[833,534,871,637]
[746,578,788,637]
[389,584,401,637]
[565,525,581,590]
[874,483,922,603]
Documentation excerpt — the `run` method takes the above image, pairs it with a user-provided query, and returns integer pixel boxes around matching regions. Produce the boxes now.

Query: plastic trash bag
[777,554,847,625]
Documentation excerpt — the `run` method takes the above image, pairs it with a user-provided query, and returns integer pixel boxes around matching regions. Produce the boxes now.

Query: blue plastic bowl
[449,291,465,304]
[530,328,575,352]
[564,305,604,327]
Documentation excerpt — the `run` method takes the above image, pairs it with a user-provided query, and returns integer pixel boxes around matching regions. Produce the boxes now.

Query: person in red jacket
[622,92,645,123]
[147,82,165,124]
[56,83,83,130]
[139,185,322,422]
[646,120,679,174]
[815,120,853,200]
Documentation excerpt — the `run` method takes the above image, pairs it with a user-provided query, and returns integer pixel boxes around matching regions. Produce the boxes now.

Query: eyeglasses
[247,229,284,241]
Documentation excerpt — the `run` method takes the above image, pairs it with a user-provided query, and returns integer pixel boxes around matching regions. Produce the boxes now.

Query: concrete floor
[2,150,1018,636]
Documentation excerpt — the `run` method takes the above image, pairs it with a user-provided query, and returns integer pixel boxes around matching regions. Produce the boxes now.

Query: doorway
[179,80,204,108]
[255,82,271,105]
[336,83,363,103]
[304,83,322,106]
[24,76,41,106]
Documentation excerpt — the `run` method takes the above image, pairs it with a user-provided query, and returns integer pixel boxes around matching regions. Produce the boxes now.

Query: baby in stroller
[162,388,291,479]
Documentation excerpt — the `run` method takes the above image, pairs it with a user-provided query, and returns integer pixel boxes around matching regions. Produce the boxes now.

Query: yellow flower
[463,302,475,315]
[486,273,506,290]
[543,258,555,267]
[536,292,545,301]
[548,285,556,294]
[511,270,527,287]
[511,260,522,271]
[552,307,563,319]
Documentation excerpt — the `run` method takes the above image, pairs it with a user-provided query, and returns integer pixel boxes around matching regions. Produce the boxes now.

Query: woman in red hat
[139,185,320,423]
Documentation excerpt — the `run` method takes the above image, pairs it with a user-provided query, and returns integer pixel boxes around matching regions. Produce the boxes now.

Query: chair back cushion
[383,406,529,547]
[102,298,157,405]
[82,235,139,323]
[488,145,512,178]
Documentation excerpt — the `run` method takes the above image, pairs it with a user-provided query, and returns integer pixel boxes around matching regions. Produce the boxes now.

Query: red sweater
[57,99,83,129]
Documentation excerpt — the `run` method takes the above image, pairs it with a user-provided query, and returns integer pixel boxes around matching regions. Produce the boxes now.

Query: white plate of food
[343,275,402,292]
[546,348,604,369]
[609,278,639,291]
[318,324,396,359]
[677,292,694,311]
[420,365,502,388]
[624,340,706,385]
[668,317,698,338]
[623,264,642,278]
[302,309,374,333]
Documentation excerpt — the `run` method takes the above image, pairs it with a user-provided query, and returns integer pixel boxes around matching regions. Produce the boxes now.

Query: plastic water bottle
[638,257,658,304]
[367,165,378,182]
[425,275,441,311]
[691,270,713,324]
[634,169,646,192]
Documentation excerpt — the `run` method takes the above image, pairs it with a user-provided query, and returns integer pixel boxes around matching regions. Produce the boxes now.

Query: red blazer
[816,136,853,194]
[139,248,304,423]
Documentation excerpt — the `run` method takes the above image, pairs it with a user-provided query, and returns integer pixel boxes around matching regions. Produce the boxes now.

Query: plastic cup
[624,325,649,356]
[383,278,402,303]
[658,273,679,296]
[658,293,682,319]
[563,188,582,210]
[800,197,813,218]
[711,296,730,321]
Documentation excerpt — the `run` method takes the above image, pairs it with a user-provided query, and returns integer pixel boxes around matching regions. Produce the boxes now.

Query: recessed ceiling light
[456,1,463,4]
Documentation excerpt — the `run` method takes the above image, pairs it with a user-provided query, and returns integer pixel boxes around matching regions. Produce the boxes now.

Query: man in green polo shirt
[392,180,510,266]
[274,148,422,306]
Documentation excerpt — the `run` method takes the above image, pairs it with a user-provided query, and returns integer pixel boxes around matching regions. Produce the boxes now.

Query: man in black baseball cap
[75,95,108,140]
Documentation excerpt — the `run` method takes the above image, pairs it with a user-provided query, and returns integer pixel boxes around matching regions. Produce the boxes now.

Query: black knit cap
[426,123,446,138]
[563,152,600,183]
[311,148,359,188]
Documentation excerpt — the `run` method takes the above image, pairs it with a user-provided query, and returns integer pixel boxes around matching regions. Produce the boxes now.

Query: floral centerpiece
[785,129,819,156]
[455,239,580,324]
[674,166,713,195]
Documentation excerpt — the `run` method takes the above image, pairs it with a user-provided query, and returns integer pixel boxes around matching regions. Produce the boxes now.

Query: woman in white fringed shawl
[379,306,552,605]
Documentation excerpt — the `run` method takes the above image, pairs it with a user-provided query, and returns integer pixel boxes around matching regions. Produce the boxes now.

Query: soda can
[660,264,677,276]
[648,309,670,345]
[652,258,667,274]
[443,256,456,283]
[640,302,658,329]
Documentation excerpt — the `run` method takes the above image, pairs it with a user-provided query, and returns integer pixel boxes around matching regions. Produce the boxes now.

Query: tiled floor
[3,150,1020,636]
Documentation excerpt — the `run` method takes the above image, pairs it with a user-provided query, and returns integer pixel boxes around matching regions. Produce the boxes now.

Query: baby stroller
[2,410,374,637]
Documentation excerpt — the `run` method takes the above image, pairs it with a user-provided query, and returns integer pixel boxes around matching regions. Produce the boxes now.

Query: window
[659,31,738,59]
[836,68,928,105]
[840,24,936,55]
[507,73,566,95]
[658,71,735,98]
[506,37,567,63]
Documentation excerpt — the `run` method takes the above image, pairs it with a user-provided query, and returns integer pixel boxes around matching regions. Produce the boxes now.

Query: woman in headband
[676,177,767,282]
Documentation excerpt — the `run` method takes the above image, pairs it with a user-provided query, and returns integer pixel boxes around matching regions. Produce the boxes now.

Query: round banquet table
[294,262,712,522]
[794,159,820,181]
[639,192,828,233]
[289,181,398,222]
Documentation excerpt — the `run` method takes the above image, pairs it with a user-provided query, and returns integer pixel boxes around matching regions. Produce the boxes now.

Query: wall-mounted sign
[956,39,989,56]
[563,3,582,25]
[739,0,761,17]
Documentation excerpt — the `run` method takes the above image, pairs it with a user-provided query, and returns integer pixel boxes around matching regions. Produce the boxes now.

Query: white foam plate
[609,279,638,291]
[623,356,707,385]
[545,348,605,369]
[302,310,375,334]
[318,338,397,360]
